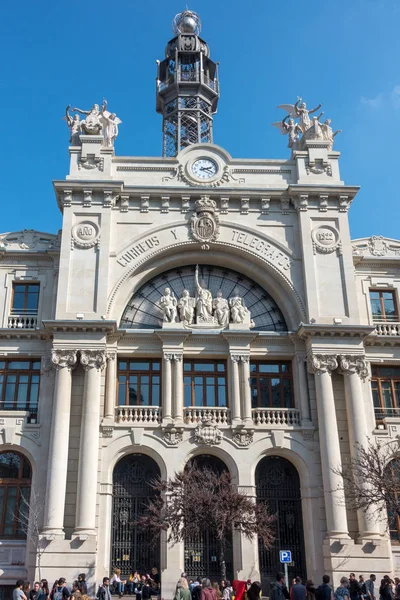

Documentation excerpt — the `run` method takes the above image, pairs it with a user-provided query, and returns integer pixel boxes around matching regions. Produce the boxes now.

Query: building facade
[1,9,400,598]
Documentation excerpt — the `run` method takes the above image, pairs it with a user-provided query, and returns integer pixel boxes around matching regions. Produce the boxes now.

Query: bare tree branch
[137,464,275,579]
[14,488,48,580]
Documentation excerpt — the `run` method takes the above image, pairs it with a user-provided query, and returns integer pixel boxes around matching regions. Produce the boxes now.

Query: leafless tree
[14,489,48,580]
[332,438,400,528]
[137,464,275,580]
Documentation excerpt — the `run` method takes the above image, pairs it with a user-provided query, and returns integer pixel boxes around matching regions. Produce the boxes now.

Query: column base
[40,528,65,540]
[243,417,253,427]
[232,418,243,427]
[357,532,382,545]
[161,417,173,426]
[72,529,97,541]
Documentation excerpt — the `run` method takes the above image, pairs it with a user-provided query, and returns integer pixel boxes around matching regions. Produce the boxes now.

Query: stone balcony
[374,322,400,336]
[113,406,301,429]
[8,314,38,329]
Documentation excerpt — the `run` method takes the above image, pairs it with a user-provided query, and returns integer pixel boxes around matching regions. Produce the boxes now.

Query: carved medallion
[190,196,220,244]
[71,221,100,249]
[232,429,254,447]
[311,225,341,255]
[194,420,222,446]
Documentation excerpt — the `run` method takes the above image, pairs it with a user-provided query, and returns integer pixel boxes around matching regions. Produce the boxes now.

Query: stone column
[240,355,253,426]
[172,353,184,423]
[308,354,349,538]
[42,349,77,537]
[230,353,242,426]
[104,351,116,419]
[74,349,106,536]
[162,353,173,424]
[339,355,381,539]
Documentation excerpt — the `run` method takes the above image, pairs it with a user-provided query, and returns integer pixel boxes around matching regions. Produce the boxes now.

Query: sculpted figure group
[272,96,341,151]
[64,100,121,147]
[159,266,251,328]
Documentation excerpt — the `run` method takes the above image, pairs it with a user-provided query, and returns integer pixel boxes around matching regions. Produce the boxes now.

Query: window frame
[11,283,40,316]
[250,361,294,409]
[0,360,41,422]
[0,451,31,539]
[183,359,227,408]
[371,365,400,420]
[369,289,399,323]
[117,359,161,407]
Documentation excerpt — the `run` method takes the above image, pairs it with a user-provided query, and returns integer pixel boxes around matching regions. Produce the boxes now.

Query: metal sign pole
[284,563,289,588]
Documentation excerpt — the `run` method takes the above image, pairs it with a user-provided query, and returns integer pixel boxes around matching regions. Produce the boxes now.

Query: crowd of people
[269,572,400,600]
[11,570,400,600]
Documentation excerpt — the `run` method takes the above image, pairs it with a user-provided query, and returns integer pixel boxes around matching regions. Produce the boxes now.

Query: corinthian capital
[164,352,182,362]
[339,355,369,380]
[307,354,338,375]
[51,349,77,370]
[80,349,107,371]
[230,353,249,363]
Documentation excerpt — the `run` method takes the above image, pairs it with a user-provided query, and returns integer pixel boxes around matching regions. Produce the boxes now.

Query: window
[184,360,227,407]
[117,360,161,406]
[11,284,40,315]
[385,458,400,541]
[371,366,400,420]
[0,360,40,422]
[250,362,293,409]
[0,451,31,538]
[370,290,399,322]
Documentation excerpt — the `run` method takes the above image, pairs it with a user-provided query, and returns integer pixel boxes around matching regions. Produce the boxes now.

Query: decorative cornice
[307,353,338,375]
[80,349,107,371]
[43,320,117,334]
[297,323,375,341]
[51,349,78,370]
[339,355,369,380]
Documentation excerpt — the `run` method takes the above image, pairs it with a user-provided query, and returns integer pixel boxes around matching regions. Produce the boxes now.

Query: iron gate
[184,455,233,581]
[256,456,306,593]
[112,454,160,577]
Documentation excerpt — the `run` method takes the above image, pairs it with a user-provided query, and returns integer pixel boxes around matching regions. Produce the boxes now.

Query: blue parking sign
[279,550,292,563]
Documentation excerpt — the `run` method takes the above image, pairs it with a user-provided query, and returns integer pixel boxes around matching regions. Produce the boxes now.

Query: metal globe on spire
[172,9,202,36]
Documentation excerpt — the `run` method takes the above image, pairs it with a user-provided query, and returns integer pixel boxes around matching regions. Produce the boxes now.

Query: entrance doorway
[111,454,160,576]
[256,456,306,592]
[184,455,233,580]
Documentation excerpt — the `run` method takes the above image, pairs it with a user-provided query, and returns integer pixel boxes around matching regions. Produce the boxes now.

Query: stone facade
[1,12,400,600]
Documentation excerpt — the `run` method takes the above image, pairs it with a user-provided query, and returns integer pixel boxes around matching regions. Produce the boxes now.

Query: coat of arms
[190,196,220,243]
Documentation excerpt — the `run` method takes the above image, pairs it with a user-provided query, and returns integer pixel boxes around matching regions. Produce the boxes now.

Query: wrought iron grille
[256,457,306,593]
[120,265,288,332]
[185,455,232,581]
[0,587,13,600]
[111,455,160,577]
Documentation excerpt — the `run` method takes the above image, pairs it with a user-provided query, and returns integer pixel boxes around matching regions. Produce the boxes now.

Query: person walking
[97,578,111,600]
[200,579,217,600]
[334,578,350,600]
[246,582,262,600]
[175,578,191,600]
[291,578,306,600]
[270,573,288,600]
[316,576,334,600]
[379,578,393,600]
[78,576,87,596]
[349,574,361,600]
[365,576,376,600]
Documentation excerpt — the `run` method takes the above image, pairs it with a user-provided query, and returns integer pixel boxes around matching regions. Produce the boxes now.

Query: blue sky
[1,0,399,239]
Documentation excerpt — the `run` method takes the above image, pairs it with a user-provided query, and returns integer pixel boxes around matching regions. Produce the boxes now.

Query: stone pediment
[0,229,61,252]
[352,235,400,258]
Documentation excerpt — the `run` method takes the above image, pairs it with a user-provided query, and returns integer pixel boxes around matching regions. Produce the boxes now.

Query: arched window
[0,452,31,538]
[385,458,400,541]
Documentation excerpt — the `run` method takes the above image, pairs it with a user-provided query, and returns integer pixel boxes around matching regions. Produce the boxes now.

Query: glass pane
[371,384,381,409]
[12,288,25,311]
[0,453,20,478]
[383,295,396,321]
[0,362,5,369]
[152,362,160,371]
[129,362,149,371]
[194,377,203,406]
[119,362,127,371]
[218,378,226,407]
[8,362,30,370]
[394,382,400,411]
[140,376,149,406]
[369,291,379,299]
[16,383,28,410]
[271,378,281,407]
[4,487,17,535]
[26,289,39,310]
[32,361,41,370]
[194,363,214,372]
[206,377,215,406]
[259,364,279,373]
[184,376,192,406]
[217,363,225,372]
[381,382,394,412]
[250,363,257,373]
[184,362,191,372]
[281,364,289,373]
[250,378,258,408]
[128,376,138,404]
[21,458,31,479]
[152,380,160,406]
[4,377,16,408]
[370,296,382,318]
[117,377,126,406]
[260,379,269,407]
[283,379,292,408]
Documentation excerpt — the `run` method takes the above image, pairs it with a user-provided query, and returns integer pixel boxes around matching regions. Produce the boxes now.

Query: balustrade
[115,406,161,424]
[184,406,231,425]
[252,408,301,426]
[8,315,38,329]
[375,322,400,336]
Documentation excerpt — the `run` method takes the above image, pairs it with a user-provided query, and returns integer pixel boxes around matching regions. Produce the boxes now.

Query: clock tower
[156,9,220,157]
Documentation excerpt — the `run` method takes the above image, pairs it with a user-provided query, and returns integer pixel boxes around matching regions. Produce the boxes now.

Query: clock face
[191,158,218,180]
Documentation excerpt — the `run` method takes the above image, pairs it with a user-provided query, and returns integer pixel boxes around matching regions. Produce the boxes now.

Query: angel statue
[71,102,105,135]
[100,100,122,147]
[64,105,81,145]
[319,118,342,151]
[277,96,323,132]
[271,115,303,149]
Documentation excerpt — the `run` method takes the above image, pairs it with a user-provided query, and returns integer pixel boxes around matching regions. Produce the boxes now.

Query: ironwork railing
[8,315,38,329]
[252,408,301,426]
[115,406,161,424]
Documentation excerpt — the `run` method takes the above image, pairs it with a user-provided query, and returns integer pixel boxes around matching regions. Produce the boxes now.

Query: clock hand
[200,166,213,172]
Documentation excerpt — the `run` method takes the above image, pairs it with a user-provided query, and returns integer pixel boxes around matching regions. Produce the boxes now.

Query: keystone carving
[162,427,184,446]
[232,429,254,447]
